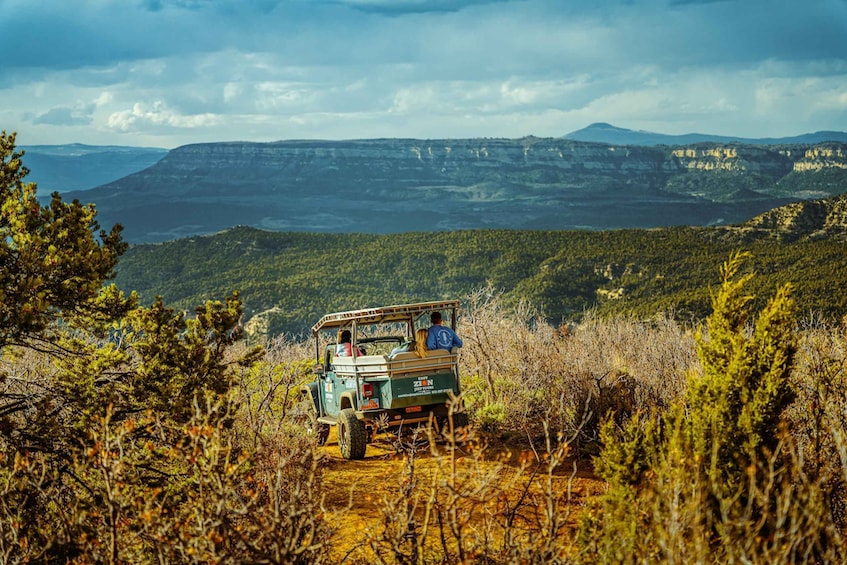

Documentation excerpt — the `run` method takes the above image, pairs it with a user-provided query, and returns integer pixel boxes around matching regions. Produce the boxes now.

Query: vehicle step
[317,416,338,425]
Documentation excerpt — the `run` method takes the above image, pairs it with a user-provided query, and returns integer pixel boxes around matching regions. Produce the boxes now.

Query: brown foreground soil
[316,426,606,563]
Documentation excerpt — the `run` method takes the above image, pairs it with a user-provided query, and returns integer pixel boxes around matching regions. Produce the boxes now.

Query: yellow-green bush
[578,253,846,563]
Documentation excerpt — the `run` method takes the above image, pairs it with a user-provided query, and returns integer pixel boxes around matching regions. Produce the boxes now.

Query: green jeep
[299,300,467,459]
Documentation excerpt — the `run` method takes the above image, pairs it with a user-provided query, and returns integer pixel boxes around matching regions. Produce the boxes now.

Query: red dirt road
[316,427,604,562]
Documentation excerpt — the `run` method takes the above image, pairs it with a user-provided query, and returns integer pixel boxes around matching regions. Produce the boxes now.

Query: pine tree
[580,251,812,562]
[0,131,129,351]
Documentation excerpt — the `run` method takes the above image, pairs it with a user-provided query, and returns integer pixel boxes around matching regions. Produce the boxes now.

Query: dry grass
[457,288,697,447]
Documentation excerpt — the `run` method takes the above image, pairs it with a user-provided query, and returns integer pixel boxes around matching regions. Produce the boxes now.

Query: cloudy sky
[1,0,846,148]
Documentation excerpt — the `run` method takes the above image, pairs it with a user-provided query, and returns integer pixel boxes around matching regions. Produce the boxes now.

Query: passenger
[426,311,463,351]
[388,341,406,357]
[413,328,428,358]
[335,329,364,356]
[389,328,429,359]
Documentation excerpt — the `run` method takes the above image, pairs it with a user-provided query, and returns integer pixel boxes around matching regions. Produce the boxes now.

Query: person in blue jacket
[426,311,463,351]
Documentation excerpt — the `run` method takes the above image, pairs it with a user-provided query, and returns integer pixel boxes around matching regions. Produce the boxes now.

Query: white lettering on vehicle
[397,388,453,399]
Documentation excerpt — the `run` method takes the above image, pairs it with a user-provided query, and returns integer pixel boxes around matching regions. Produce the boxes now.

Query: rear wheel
[338,408,367,460]
[440,411,470,444]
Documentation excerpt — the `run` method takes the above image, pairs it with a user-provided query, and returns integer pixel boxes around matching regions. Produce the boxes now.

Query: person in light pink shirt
[335,329,363,356]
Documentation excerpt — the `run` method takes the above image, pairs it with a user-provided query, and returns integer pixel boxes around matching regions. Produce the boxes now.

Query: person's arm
[452,331,463,348]
[426,328,437,350]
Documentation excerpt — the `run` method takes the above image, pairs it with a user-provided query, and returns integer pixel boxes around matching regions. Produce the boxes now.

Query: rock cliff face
[669,146,794,175]
[792,145,847,172]
[65,137,847,243]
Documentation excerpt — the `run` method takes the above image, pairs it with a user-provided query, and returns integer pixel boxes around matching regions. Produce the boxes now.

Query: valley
[114,192,847,336]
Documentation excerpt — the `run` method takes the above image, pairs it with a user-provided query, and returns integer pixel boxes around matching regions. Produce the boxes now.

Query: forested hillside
[114,223,847,336]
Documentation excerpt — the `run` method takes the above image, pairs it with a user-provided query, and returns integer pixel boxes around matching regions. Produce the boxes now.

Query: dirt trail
[317,427,605,562]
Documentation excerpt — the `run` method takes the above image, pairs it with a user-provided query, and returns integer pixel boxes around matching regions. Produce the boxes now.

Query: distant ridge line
[564,122,847,147]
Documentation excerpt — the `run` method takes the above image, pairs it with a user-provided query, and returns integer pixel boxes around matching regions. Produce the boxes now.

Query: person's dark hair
[430,311,442,324]
[338,329,352,343]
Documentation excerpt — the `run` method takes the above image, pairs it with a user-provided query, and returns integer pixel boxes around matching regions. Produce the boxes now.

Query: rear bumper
[358,404,457,427]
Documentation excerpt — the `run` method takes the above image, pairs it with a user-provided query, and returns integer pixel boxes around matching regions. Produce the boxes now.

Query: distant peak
[565,122,643,138]
[585,122,625,130]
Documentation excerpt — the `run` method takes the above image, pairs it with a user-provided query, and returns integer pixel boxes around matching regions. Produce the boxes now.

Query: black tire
[441,411,470,444]
[452,411,469,430]
[338,408,367,460]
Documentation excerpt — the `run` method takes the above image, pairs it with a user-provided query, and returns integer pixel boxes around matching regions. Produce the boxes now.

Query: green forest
[115,225,847,335]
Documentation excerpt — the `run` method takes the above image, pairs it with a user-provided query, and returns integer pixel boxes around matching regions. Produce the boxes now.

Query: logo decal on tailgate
[361,398,380,410]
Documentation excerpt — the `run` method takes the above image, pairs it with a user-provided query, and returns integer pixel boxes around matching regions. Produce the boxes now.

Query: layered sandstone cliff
[66,137,847,243]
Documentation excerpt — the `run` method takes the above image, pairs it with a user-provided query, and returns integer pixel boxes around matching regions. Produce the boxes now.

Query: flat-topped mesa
[159,138,846,179]
[159,137,666,176]
[62,136,847,243]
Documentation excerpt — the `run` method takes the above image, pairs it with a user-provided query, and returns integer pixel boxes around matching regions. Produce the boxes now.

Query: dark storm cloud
[2,0,843,75]
[0,5,203,72]
[1,0,845,145]
[329,0,520,15]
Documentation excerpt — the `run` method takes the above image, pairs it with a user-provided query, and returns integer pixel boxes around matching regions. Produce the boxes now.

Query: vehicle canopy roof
[311,300,460,335]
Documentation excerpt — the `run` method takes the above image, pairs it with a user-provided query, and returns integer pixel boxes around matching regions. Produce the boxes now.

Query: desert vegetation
[5,268,847,562]
[5,130,847,562]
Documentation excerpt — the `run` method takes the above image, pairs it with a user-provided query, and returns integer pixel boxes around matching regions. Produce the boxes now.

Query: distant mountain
[564,123,847,147]
[57,136,847,243]
[21,143,167,193]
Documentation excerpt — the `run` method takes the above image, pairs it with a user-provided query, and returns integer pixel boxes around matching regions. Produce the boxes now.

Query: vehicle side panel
[384,370,457,409]
[320,372,342,415]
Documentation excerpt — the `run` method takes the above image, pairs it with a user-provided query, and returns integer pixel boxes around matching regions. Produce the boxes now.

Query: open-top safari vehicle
[299,300,467,459]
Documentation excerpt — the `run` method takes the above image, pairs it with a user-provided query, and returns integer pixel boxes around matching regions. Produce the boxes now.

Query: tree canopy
[1,131,129,352]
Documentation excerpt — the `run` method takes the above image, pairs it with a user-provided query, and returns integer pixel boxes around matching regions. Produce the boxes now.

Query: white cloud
[94,92,113,107]
[222,83,242,104]
[33,106,92,126]
[253,82,315,110]
[107,101,219,133]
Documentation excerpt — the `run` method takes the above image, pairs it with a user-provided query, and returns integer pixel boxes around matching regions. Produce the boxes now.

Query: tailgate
[385,370,457,409]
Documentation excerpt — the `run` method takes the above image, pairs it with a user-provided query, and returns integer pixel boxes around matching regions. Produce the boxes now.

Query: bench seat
[333,349,456,378]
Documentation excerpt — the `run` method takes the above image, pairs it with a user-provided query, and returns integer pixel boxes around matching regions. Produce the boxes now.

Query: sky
[1,0,846,149]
